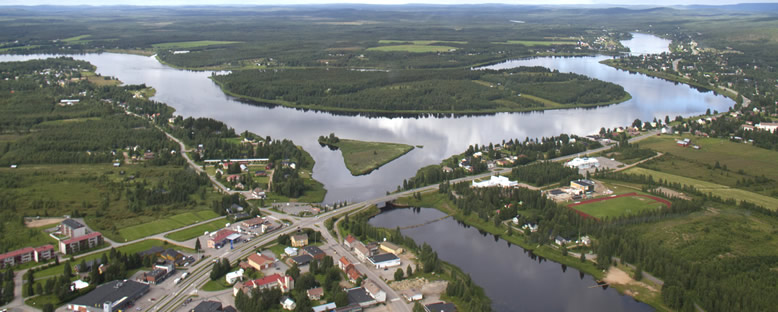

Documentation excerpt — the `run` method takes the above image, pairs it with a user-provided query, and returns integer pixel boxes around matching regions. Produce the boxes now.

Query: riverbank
[599,59,739,101]
[392,192,669,311]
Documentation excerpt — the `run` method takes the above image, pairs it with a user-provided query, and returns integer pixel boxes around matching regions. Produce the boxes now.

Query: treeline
[0,269,13,306]
[125,169,211,212]
[212,66,627,112]
[510,161,582,186]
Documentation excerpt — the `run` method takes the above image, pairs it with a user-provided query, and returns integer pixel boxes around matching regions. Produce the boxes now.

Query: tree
[286,263,300,281]
[394,268,404,281]
[43,304,54,312]
[413,301,426,312]
[580,252,586,263]
[334,289,349,306]
[63,261,72,279]
[195,238,201,252]
[634,266,643,281]
[406,264,413,277]
[561,244,568,256]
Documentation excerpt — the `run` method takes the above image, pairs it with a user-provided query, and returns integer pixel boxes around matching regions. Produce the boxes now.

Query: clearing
[25,217,65,228]
[117,210,221,242]
[320,138,414,176]
[164,217,228,242]
[367,44,456,53]
[492,40,578,46]
[568,192,670,219]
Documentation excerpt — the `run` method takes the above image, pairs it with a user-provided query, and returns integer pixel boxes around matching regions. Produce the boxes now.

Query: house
[363,280,386,303]
[379,242,403,255]
[61,218,86,238]
[59,232,103,255]
[161,249,183,262]
[424,302,458,312]
[555,236,569,246]
[241,217,266,230]
[368,253,401,269]
[755,122,778,133]
[442,166,453,173]
[302,246,325,260]
[141,268,168,285]
[226,175,241,183]
[235,273,294,296]
[291,233,309,247]
[400,289,423,302]
[346,287,377,308]
[247,253,275,270]
[284,247,298,257]
[345,264,363,283]
[67,280,149,312]
[344,235,357,249]
[578,236,592,246]
[338,256,352,271]
[570,180,595,193]
[208,229,237,249]
[354,242,370,262]
[281,296,296,310]
[191,301,222,312]
[252,188,266,198]
[366,243,380,256]
[313,303,337,312]
[291,254,313,266]
[307,287,324,300]
[471,175,518,188]
[137,246,165,258]
[225,269,245,285]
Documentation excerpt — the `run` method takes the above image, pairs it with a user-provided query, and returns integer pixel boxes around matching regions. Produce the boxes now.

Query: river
[369,207,654,312]
[0,33,732,204]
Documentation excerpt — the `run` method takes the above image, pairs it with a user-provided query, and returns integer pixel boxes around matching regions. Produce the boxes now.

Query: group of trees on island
[212,66,628,112]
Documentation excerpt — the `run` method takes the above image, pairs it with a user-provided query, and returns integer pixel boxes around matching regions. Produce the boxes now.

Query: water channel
[369,207,654,312]
[0,33,733,204]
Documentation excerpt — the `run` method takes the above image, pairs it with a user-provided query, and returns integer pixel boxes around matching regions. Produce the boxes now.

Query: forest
[212,66,628,113]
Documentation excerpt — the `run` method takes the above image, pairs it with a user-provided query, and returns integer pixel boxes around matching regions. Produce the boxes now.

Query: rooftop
[62,218,85,229]
[425,302,457,312]
[61,232,102,245]
[347,287,374,305]
[191,300,222,312]
[69,280,149,309]
[291,254,313,265]
[368,253,399,264]
[303,245,324,256]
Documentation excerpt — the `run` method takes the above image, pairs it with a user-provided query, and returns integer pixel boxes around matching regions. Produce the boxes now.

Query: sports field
[569,192,670,219]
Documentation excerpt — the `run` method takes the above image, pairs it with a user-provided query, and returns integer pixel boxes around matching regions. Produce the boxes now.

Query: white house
[281,297,296,310]
[284,247,298,257]
[364,280,387,303]
[755,123,778,133]
[226,269,244,285]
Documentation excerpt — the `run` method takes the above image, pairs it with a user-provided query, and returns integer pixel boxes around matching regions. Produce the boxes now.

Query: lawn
[118,210,221,242]
[367,45,457,53]
[62,34,91,42]
[321,138,414,176]
[492,40,578,46]
[571,194,668,218]
[165,217,229,242]
[152,40,241,49]
[626,167,778,210]
[378,40,467,45]
[24,294,60,309]
[202,279,233,291]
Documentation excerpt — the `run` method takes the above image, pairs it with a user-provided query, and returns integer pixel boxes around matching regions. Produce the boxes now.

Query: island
[212,67,631,114]
[318,133,414,176]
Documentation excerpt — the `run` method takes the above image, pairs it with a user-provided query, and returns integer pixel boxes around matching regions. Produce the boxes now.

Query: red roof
[61,232,102,245]
[210,229,237,243]
[346,264,362,281]
[34,245,54,252]
[339,256,351,267]
[345,235,356,244]
[0,247,35,261]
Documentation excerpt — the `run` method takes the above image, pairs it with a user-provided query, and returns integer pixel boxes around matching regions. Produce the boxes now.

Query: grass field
[492,40,578,46]
[571,194,668,218]
[35,239,191,278]
[165,217,228,242]
[118,210,221,242]
[627,167,778,209]
[152,40,241,49]
[62,34,91,42]
[322,138,414,176]
[367,44,456,53]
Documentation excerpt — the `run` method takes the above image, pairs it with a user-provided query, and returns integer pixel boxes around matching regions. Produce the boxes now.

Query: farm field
[367,44,457,53]
[151,40,241,49]
[626,167,778,209]
[569,193,669,219]
[164,217,229,242]
[117,210,221,242]
[321,138,414,176]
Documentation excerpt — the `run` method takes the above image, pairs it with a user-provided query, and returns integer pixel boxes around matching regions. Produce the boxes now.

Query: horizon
[2,1,777,7]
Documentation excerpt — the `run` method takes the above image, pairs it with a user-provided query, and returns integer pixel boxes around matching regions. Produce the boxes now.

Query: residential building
[291,254,313,266]
[379,242,403,255]
[345,264,363,283]
[33,245,54,262]
[247,253,275,270]
[338,256,352,271]
[307,287,324,300]
[363,280,386,303]
[346,287,377,308]
[161,249,183,262]
[368,253,401,269]
[59,232,103,255]
[755,122,778,133]
[225,269,245,285]
[281,296,296,310]
[344,235,357,249]
[302,246,325,260]
[291,233,309,247]
[555,236,569,246]
[61,218,87,238]
[424,302,458,312]
[67,280,149,312]
[400,289,423,302]
[284,247,298,256]
[234,274,294,296]
[354,242,369,262]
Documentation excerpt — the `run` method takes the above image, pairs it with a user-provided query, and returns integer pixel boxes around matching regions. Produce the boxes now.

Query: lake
[369,207,654,312]
[0,33,733,204]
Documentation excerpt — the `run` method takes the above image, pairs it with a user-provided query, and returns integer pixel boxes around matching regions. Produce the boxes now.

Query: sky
[2,0,775,6]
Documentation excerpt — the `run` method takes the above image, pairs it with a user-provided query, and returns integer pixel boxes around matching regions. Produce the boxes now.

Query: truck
[174,278,182,285]
[181,272,189,279]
